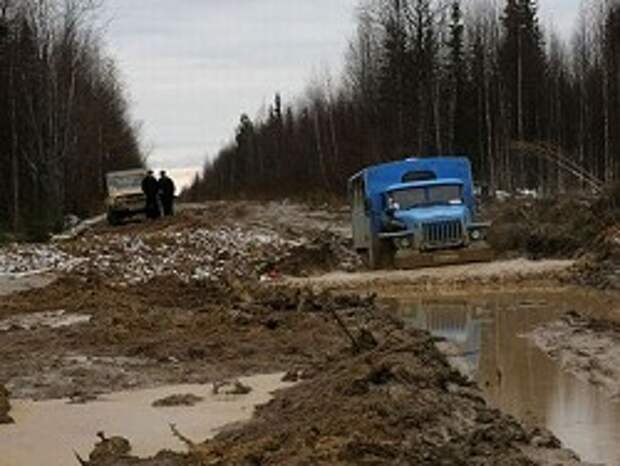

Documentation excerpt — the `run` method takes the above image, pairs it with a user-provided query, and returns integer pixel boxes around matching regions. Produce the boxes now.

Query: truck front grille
[422,220,464,248]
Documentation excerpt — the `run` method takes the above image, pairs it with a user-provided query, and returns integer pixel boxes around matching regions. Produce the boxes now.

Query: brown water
[398,292,620,466]
[0,373,292,466]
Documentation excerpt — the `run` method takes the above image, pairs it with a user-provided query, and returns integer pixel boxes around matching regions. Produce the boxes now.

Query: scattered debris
[212,380,252,396]
[0,203,358,284]
[0,243,80,275]
[68,392,99,404]
[152,394,204,408]
[52,214,107,243]
[169,423,197,451]
[281,369,303,383]
[86,431,132,464]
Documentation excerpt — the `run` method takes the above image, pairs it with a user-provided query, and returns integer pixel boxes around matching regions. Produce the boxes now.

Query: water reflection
[408,304,484,377]
[399,294,620,466]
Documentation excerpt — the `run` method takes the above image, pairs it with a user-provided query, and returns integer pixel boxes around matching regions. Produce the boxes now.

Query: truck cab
[349,157,490,268]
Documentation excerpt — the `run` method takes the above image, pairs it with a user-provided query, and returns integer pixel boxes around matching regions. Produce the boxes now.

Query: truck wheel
[367,244,378,270]
[367,240,395,270]
[379,241,396,269]
[107,211,120,226]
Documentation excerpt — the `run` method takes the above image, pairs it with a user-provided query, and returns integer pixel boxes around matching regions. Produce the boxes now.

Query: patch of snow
[0,310,91,332]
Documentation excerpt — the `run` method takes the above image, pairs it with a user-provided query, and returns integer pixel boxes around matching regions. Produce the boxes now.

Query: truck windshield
[390,184,462,209]
[107,174,143,193]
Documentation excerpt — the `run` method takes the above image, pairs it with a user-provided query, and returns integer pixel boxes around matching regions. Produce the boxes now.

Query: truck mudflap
[393,242,495,269]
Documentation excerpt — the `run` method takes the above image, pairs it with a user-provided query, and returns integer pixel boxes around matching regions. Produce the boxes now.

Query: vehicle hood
[393,204,468,228]
[107,189,146,205]
[109,188,144,198]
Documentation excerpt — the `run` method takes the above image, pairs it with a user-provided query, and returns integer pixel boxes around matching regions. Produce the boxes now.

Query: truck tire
[367,239,395,270]
[107,211,121,226]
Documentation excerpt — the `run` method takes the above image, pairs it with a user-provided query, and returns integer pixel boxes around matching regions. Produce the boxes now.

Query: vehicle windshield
[389,184,463,210]
[107,174,144,193]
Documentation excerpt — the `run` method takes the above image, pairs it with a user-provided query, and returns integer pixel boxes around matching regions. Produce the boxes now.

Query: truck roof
[385,178,464,193]
[348,156,470,183]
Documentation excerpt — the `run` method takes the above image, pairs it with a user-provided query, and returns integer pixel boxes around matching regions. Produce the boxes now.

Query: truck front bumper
[379,223,489,252]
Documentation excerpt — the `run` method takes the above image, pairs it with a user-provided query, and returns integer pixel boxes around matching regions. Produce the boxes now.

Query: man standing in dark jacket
[141,170,160,219]
[159,170,176,216]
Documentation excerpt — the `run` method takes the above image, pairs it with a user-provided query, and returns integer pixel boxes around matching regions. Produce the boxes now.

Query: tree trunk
[9,57,19,232]
[314,109,331,191]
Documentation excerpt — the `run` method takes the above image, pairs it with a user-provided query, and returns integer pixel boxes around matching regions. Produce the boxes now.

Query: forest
[0,0,143,237]
[185,0,620,201]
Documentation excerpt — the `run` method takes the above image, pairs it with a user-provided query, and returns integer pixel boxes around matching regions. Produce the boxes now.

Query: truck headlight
[470,229,481,241]
[387,197,400,211]
[395,236,413,250]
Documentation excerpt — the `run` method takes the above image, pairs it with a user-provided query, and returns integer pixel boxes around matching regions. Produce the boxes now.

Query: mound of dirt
[0,273,378,400]
[84,307,577,466]
[212,380,252,396]
[191,323,561,465]
[271,231,362,276]
[571,224,620,290]
[487,196,600,259]
[82,433,136,466]
[0,384,13,424]
[485,187,620,291]
[1,202,357,284]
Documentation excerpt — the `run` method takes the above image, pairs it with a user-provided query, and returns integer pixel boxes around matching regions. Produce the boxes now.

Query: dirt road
[290,258,575,296]
[0,201,608,465]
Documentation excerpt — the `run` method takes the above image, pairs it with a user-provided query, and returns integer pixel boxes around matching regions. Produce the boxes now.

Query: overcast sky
[103,0,582,180]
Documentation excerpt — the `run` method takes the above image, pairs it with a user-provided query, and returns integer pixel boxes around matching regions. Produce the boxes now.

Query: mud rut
[0,201,614,465]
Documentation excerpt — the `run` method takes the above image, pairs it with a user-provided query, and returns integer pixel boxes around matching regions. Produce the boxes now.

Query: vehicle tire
[107,211,120,226]
[366,239,395,270]
[379,240,396,269]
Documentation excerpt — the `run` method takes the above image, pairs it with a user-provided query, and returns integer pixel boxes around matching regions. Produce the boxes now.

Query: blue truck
[349,157,491,269]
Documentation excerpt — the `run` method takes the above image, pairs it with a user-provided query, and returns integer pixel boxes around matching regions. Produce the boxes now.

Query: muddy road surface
[529,310,620,399]
[290,258,575,296]
[0,201,617,465]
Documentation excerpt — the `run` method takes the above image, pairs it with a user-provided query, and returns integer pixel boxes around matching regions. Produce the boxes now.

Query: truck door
[351,176,371,250]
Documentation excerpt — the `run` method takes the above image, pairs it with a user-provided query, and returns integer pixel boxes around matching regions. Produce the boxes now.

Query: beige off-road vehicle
[105,169,146,225]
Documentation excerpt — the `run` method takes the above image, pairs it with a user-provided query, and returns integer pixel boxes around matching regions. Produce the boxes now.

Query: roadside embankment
[485,186,620,292]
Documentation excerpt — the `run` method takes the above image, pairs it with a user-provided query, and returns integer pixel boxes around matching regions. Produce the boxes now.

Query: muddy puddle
[396,291,620,466]
[0,373,292,466]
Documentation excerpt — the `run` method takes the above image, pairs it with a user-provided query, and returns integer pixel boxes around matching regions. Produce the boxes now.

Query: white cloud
[103,0,581,171]
[103,0,357,170]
